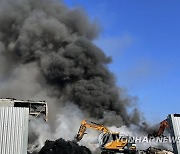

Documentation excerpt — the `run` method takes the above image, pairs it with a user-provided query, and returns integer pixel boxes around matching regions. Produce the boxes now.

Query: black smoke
[39,138,91,154]
[0,0,144,127]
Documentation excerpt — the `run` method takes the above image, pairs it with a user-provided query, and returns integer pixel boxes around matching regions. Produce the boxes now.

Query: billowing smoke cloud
[0,0,144,127]
[0,0,151,153]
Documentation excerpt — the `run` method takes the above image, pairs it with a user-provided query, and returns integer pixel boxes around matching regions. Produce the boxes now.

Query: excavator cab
[99,133,136,154]
[112,133,120,141]
[98,133,121,146]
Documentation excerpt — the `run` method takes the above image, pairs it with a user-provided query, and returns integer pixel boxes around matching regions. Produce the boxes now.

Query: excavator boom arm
[157,119,169,136]
[75,120,110,141]
[148,119,169,138]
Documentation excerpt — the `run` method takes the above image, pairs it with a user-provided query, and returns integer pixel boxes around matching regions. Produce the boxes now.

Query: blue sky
[63,0,180,124]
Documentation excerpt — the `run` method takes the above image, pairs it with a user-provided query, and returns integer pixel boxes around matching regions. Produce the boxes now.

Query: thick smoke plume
[0,0,144,126]
[0,0,152,153]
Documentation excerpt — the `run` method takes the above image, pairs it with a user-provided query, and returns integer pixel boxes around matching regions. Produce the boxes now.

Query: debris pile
[138,146,173,154]
[39,138,91,154]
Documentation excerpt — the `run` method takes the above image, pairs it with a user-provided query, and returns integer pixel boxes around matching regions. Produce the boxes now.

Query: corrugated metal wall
[168,114,180,154]
[0,107,29,154]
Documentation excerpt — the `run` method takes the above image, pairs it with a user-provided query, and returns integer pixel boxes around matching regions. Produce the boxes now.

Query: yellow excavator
[148,119,169,138]
[75,120,136,154]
